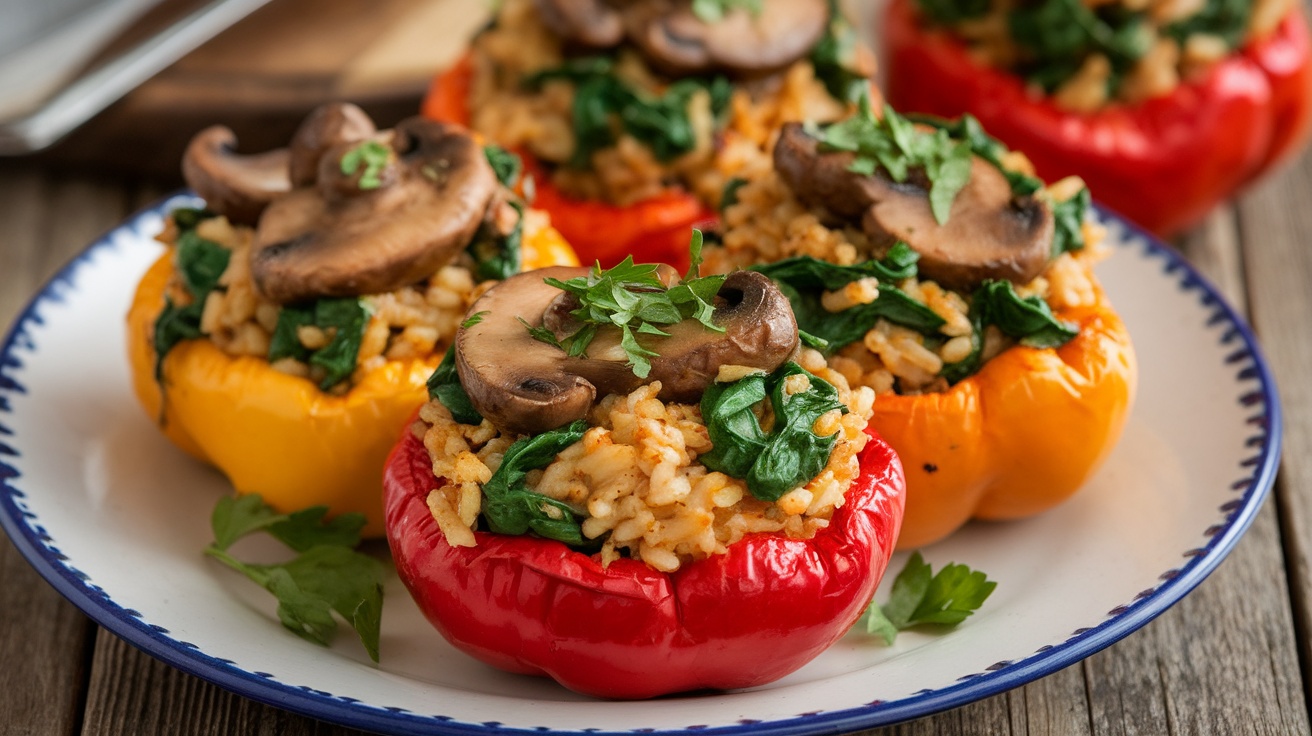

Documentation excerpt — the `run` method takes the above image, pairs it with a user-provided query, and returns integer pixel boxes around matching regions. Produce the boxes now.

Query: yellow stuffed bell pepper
[128,217,577,538]
[873,275,1135,549]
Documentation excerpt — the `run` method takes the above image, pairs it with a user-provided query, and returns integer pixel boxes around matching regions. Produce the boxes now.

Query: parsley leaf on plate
[206,494,386,662]
[861,551,997,644]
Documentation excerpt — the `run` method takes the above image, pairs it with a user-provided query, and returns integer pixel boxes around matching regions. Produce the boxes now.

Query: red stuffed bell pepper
[883,0,1312,236]
[383,258,905,699]
[422,0,876,269]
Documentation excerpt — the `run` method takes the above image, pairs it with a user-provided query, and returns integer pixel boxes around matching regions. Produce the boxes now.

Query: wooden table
[3,138,1312,736]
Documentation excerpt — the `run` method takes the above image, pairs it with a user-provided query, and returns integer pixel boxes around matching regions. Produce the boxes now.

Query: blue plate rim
[0,195,1283,735]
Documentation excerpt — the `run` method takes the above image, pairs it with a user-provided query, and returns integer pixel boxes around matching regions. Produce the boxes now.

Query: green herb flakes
[340,140,392,190]
[205,494,386,661]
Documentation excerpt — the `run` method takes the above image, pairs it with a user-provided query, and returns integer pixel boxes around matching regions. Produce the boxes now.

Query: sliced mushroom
[287,102,377,187]
[623,0,829,76]
[250,118,498,304]
[773,122,1056,292]
[457,267,799,435]
[181,126,291,226]
[535,0,624,48]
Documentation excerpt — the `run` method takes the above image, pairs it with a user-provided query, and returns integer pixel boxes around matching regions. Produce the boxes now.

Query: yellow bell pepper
[127,221,578,537]
[872,267,1137,549]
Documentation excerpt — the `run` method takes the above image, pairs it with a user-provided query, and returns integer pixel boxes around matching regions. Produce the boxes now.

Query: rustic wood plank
[1235,153,1312,706]
[0,167,133,736]
[1076,203,1309,736]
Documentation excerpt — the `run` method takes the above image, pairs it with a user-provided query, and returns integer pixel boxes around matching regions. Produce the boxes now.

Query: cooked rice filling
[417,348,877,572]
[467,0,851,207]
[156,215,497,391]
[704,171,1106,395]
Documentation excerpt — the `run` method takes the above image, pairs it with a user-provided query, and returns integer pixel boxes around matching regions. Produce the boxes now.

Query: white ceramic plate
[0,195,1280,734]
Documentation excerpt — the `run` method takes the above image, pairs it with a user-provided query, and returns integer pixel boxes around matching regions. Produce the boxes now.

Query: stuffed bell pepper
[127,103,577,535]
[421,0,875,269]
[883,0,1312,235]
[383,249,905,698]
[703,98,1137,548]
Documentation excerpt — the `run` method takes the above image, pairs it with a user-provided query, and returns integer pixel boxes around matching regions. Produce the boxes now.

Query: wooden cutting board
[39,0,488,179]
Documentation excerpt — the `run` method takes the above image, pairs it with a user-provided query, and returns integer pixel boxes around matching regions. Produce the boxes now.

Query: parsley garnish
[691,0,762,22]
[204,494,386,662]
[340,140,391,190]
[818,95,973,225]
[860,551,996,644]
[531,230,726,378]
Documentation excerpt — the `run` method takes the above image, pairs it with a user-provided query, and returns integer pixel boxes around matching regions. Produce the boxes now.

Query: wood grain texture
[1235,153,1312,702]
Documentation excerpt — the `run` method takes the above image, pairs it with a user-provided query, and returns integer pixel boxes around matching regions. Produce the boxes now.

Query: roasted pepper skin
[383,423,905,699]
[883,0,1312,236]
[873,272,1136,549]
[126,222,578,537]
[423,54,715,271]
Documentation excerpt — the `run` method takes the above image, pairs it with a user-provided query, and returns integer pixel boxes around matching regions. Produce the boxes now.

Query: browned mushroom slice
[457,268,799,435]
[250,118,498,304]
[181,126,291,226]
[287,102,377,187]
[535,0,624,48]
[623,0,829,76]
[773,123,1056,292]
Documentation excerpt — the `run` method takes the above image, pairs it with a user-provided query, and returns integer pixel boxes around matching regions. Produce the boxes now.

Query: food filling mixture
[413,250,878,572]
[153,104,550,394]
[463,0,872,206]
[704,98,1103,395]
[911,0,1294,110]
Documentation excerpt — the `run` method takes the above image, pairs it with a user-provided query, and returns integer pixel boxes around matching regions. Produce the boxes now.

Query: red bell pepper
[422,54,714,271]
[882,0,1312,235]
[383,423,905,699]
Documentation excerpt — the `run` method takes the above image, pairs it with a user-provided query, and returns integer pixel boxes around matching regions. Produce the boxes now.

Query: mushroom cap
[287,102,377,188]
[181,126,291,226]
[457,267,600,436]
[773,122,1056,292]
[250,117,498,304]
[623,0,830,77]
[535,0,624,48]
[456,267,799,436]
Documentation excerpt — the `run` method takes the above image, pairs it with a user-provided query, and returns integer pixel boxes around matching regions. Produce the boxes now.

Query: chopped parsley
[340,140,392,190]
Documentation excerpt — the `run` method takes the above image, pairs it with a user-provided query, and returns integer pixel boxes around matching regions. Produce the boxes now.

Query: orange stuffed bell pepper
[709,100,1136,548]
[127,104,576,536]
[421,0,876,269]
[882,0,1312,236]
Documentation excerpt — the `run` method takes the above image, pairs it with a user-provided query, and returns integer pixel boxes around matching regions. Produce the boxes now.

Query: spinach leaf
[811,0,870,103]
[152,217,231,379]
[1164,0,1250,48]
[700,363,848,502]
[481,420,589,545]
[914,0,990,25]
[753,252,945,353]
[483,144,522,188]
[526,56,730,168]
[467,200,524,281]
[1009,0,1153,92]
[268,298,370,391]
[427,345,484,425]
[941,279,1078,382]
[1050,186,1090,256]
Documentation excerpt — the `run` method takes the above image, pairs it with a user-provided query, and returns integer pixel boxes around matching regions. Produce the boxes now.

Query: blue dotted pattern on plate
[0,199,1282,736]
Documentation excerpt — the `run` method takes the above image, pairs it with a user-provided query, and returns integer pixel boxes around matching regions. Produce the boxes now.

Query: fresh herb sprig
[205,494,386,661]
[340,140,392,190]
[692,0,762,22]
[860,552,996,644]
[817,95,974,225]
[531,230,726,378]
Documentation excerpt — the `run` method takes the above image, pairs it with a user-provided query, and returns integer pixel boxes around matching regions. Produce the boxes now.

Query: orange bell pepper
[873,267,1136,548]
[423,54,715,271]
[126,220,577,537]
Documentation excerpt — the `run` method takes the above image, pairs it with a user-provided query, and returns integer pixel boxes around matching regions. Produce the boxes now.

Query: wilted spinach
[481,420,589,545]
